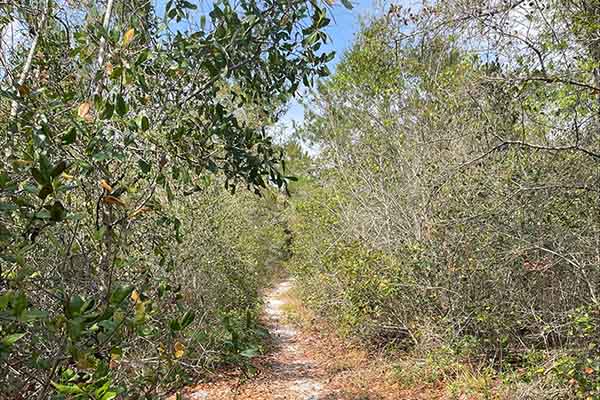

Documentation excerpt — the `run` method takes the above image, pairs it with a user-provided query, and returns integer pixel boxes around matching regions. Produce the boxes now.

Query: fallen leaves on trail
[130,207,152,219]
[17,85,30,96]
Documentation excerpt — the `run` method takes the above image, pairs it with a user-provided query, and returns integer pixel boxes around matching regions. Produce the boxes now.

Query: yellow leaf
[12,159,33,167]
[62,172,75,180]
[131,290,140,303]
[105,62,113,75]
[17,85,30,96]
[130,207,152,219]
[110,349,121,361]
[102,195,126,207]
[134,301,146,324]
[99,179,113,192]
[78,101,91,118]
[122,28,135,47]
[174,341,185,358]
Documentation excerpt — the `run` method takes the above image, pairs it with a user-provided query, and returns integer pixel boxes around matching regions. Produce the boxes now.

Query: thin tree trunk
[95,0,116,301]
[9,0,50,122]
[583,1,600,138]
[94,0,115,96]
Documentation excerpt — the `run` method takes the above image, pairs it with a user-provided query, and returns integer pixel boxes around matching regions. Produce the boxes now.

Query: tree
[0,0,344,397]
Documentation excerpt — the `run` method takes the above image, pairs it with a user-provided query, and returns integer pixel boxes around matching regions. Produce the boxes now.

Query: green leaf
[50,161,67,178]
[51,382,84,395]
[101,392,118,400]
[39,154,51,175]
[138,159,151,174]
[62,127,77,145]
[169,319,181,332]
[0,203,17,212]
[95,226,107,241]
[68,295,84,317]
[2,333,26,346]
[240,346,258,358]
[20,309,48,322]
[31,168,48,185]
[110,66,123,80]
[0,292,12,309]
[101,102,114,120]
[134,301,145,324]
[139,115,150,132]
[35,209,52,219]
[110,284,133,305]
[340,0,353,9]
[38,184,53,200]
[92,152,110,162]
[115,94,127,116]
[180,310,195,329]
[13,291,27,316]
[66,318,83,340]
[48,201,66,221]
[182,1,197,9]
[135,50,150,66]
[94,381,111,398]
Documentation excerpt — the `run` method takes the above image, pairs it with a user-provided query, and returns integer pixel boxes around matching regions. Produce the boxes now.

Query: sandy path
[178,279,328,400]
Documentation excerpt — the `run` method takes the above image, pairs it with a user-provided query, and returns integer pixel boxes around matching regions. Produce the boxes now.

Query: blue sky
[278,1,378,131]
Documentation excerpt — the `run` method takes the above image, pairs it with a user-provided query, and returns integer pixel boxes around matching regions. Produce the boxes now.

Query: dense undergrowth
[0,0,336,398]
[285,2,600,399]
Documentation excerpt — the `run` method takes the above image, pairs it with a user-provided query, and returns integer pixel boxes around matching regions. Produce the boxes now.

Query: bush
[286,3,600,396]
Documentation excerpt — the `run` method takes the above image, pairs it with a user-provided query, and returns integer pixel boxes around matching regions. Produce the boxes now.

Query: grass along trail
[170,279,444,400]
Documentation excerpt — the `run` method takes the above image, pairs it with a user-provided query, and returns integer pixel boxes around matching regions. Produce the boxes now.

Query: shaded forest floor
[169,280,445,400]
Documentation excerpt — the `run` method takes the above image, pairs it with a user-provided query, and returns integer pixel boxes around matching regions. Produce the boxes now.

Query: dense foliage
[288,1,600,398]
[0,0,339,398]
[4,0,600,398]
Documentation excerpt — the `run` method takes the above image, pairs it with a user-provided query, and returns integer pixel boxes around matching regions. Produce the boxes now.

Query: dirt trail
[262,280,324,399]
[173,280,441,400]
[178,279,328,399]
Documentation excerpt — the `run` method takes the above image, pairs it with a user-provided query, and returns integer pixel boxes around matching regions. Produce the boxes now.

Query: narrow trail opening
[178,279,327,399]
